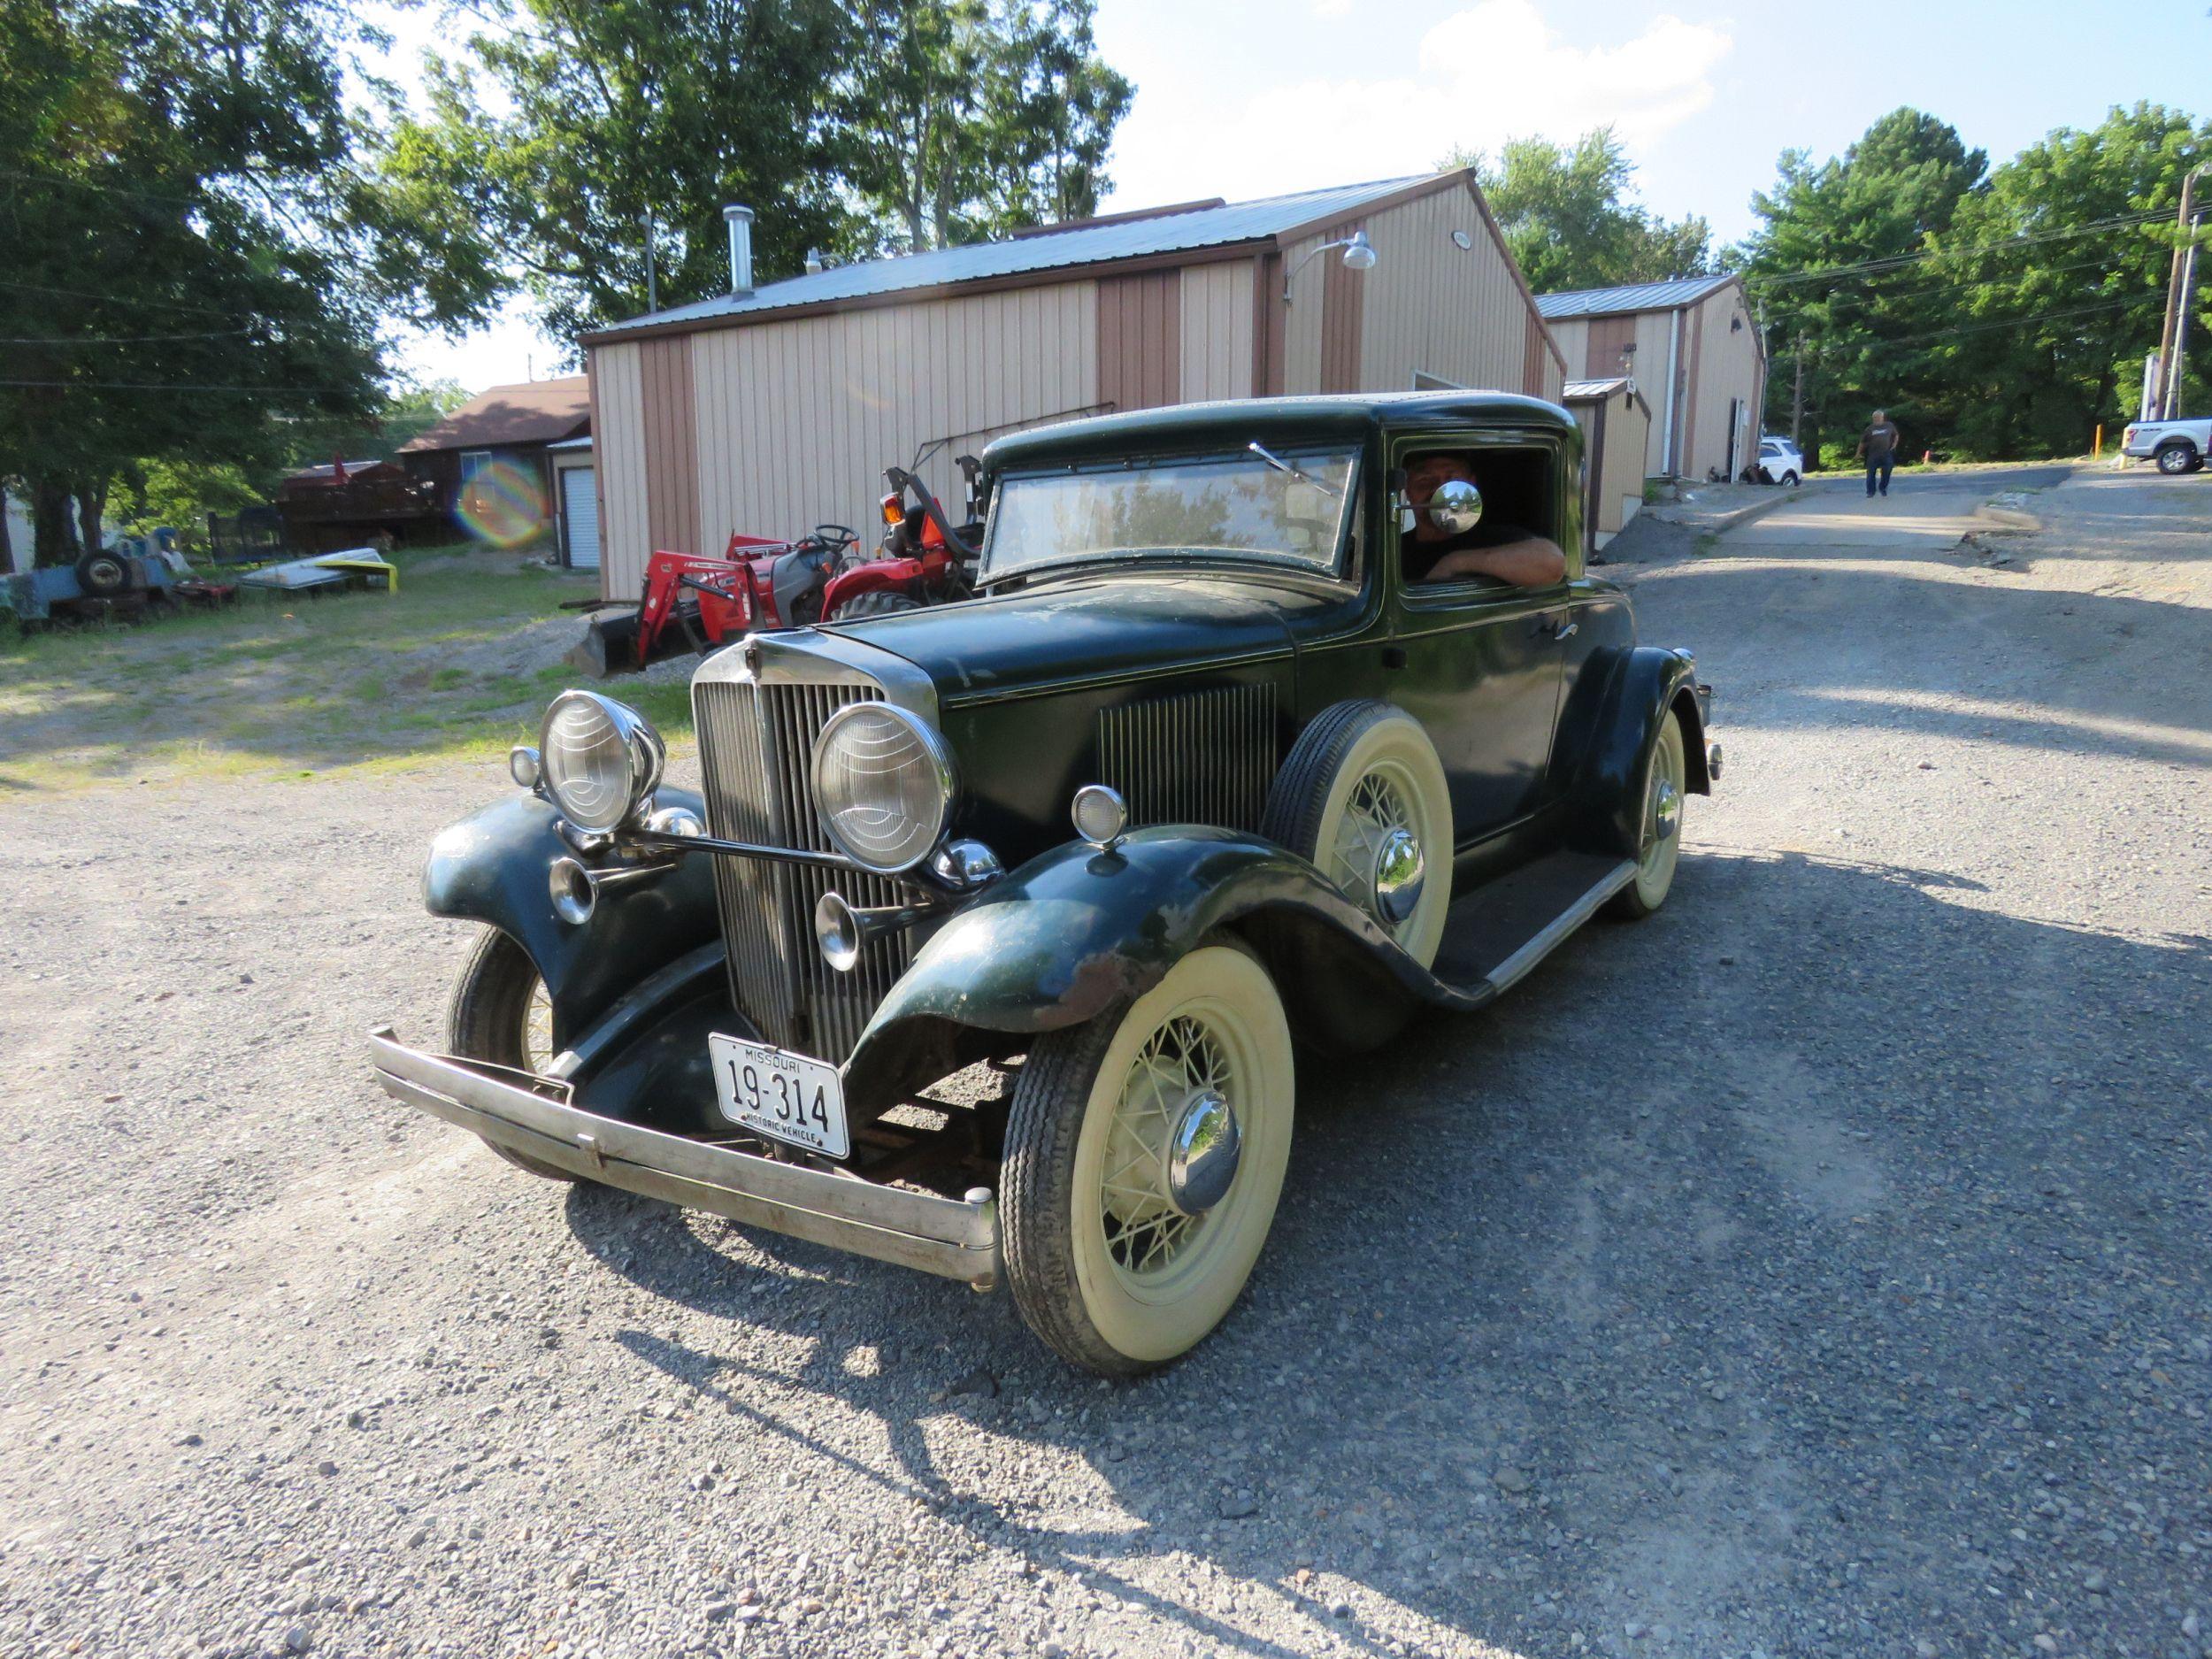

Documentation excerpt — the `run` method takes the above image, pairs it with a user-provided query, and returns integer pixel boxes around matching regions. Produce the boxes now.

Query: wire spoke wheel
[1002,943,1295,1376]
[447,928,587,1183]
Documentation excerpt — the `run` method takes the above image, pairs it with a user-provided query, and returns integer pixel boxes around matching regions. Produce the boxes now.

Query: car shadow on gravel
[552,849,2211,1659]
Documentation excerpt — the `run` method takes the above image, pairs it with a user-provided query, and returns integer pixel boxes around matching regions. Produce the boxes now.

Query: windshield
[983,447,1361,580]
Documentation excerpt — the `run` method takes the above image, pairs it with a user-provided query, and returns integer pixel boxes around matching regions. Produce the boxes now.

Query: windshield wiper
[1247,442,1340,498]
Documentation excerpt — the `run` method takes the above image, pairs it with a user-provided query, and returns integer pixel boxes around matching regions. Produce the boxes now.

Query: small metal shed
[1537,275,1766,484]
[1562,376,1653,549]
[580,170,1567,597]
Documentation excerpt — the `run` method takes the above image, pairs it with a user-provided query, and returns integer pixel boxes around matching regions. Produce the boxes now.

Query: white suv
[1757,435,1803,486]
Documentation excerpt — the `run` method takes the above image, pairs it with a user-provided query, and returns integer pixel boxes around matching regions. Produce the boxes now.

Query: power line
[1746,209,2174,288]
[0,276,237,318]
[0,326,256,345]
[0,167,206,210]
[0,379,365,395]
[1878,297,2136,349]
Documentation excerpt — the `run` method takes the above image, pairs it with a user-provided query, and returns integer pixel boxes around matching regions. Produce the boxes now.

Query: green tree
[1446,129,1713,294]
[1734,108,1988,459]
[0,0,443,565]
[841,0,1132,252]
[1929,104,2210,457]
[373,0,1134,344]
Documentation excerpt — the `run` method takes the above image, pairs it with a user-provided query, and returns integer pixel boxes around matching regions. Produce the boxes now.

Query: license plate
[709,1033,849,1160]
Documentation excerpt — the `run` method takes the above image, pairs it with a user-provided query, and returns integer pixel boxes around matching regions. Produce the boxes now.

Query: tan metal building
[1536,276,1766,484]
[1562,376,1652,549]
[579,171,1566,597]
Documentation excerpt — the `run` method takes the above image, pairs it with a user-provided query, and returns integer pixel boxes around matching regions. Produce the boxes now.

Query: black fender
[842,826,1473,1110]
[1562,645,1711,858]
[422,788,721,1048]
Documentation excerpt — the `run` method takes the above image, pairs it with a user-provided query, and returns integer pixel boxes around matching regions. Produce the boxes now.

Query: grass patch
[0,542,682,791]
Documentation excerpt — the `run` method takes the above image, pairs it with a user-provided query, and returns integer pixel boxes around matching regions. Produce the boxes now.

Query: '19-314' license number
[708,1033,849,1159]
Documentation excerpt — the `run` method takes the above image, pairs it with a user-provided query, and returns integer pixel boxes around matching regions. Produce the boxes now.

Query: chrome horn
[814,889,942,972]
[549,853,684,926]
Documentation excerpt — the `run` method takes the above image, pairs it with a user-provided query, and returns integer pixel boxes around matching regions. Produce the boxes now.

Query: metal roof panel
[1533,274,1733,319]
[593,176,1439,339]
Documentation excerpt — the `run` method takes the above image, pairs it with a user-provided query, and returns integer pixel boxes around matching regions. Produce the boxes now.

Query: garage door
[560,466,600,571]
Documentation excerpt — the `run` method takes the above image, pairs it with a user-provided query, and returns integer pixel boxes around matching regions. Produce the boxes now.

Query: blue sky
[382,0,2206,393]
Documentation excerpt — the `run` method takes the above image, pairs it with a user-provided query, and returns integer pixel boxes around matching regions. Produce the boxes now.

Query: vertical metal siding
[1178,260,1256,403]
[1684,286,1764,480]
[589,342,653,596]
[1352,186,1562,399]
[638,335,700,557]
[1096,270,1181,411]
[685,280,1099,578]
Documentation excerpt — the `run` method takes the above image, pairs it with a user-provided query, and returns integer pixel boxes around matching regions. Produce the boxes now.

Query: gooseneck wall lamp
[1282,230,1379,302]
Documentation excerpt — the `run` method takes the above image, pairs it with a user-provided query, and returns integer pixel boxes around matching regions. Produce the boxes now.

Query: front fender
[1566,646,1710,857]
[842,826,1469,1107]
[422,789,721,1046]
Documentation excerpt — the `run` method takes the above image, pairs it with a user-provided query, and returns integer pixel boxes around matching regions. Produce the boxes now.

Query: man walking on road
[1858,409,1901,498]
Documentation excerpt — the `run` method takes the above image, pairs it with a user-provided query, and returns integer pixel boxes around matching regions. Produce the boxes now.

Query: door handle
[1553,621,1578,641]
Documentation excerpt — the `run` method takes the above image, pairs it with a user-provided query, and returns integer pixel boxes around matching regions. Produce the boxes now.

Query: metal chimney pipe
[723,204,755,297]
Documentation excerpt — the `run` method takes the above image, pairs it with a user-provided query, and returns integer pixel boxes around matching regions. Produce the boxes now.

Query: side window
[1399,445,1563,592]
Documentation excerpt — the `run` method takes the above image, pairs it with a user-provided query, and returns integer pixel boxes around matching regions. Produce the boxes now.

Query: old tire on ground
[74,549,133,597]
[2154,442,2200,476]
[1261,699,1453,967]
[832,589,923,620]
[1607,709,1689,921]
[446,927,582,1181]
[1001,942,1294,1377]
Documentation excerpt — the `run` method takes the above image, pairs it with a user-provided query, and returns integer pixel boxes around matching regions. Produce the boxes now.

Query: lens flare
[454,458,549,549]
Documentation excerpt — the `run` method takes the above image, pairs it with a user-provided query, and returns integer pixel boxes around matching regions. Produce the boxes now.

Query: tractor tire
[74,549,134,597]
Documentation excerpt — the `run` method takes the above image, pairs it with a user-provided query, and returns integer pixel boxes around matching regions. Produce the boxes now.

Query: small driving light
[509,745,542,789]
[1071,784,1128,848]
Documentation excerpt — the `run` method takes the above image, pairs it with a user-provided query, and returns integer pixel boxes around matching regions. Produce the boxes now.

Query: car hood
[820,572,1331,702]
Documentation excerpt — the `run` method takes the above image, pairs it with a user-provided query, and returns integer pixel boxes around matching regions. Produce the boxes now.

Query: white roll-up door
[560,465,600,570]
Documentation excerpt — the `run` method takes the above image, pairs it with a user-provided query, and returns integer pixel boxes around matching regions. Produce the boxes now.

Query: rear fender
[422,788,721,1047]
[841,826,1445,1109]
[1563,646,1709,858]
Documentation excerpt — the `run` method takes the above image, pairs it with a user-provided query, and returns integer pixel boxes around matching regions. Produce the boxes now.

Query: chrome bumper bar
[365,1027,1000,1288]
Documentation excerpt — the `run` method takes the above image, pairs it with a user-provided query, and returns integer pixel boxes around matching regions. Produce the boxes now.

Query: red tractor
[571,459,982,678]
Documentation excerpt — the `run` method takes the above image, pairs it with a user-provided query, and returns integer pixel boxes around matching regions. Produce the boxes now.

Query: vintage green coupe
[369,391,1718,1376]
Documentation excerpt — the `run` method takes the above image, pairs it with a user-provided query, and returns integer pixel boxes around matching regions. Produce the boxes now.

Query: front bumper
[366,1028,1000,1288]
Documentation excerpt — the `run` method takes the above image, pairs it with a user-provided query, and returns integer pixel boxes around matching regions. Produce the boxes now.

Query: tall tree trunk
[0,491,13,576]
[77,482,105,555]
[32,477,79,567]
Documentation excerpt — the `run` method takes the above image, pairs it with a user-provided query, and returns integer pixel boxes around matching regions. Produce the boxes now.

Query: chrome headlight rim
[537,689,665,835]
[809,700,957,874]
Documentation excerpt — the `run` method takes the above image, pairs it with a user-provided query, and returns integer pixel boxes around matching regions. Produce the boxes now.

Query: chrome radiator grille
[1097,682,1279,832]
[694,679,918,1063]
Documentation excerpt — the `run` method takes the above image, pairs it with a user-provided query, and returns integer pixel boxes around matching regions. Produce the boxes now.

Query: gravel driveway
[2,465,2206,1659]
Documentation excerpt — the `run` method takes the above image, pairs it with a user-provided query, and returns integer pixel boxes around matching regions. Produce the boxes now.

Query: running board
[1429,850,1638,1001]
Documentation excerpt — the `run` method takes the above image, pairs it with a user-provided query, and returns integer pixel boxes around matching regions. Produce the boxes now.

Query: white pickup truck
[2122,416,2209,473]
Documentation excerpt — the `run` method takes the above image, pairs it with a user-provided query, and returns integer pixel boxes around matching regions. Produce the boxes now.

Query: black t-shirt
[1402,522,1532,585]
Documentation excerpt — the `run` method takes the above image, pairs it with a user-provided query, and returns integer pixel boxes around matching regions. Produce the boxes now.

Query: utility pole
[2170,219,2202,419]
[1790,332,1807,448]
[641,211,658,313]
[2155,165,2207,419]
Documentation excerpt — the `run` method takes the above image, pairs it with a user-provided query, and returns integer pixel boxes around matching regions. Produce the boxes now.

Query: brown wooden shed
[579,170,1567,597]
[396,377,592,544]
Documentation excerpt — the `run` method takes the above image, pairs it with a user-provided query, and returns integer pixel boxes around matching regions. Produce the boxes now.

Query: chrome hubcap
[1101,1015,1238,1275]
[1651,778,1681,845]
[1165,1090,1241,1215]
[1371,826,1425,923]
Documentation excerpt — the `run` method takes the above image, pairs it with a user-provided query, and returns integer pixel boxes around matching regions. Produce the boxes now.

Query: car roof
[983,391,1577,472]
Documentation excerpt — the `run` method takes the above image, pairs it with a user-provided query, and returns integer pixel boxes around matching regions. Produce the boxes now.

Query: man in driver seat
[1402,451,1568,588]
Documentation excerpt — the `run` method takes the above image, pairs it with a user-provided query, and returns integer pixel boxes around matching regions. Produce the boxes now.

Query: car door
[1384,435,1571,844]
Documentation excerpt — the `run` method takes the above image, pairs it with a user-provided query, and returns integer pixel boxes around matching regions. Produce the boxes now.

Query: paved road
[1,465,2207,1659]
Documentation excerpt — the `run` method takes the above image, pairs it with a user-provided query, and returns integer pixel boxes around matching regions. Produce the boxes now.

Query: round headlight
[810,702,956,872]
[538,690,664,833]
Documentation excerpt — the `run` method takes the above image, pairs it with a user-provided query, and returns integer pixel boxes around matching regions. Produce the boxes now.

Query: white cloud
[1104,1,1732,208]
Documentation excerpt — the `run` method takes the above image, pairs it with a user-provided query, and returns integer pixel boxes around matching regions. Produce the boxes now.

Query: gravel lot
[1,465,2207,1659]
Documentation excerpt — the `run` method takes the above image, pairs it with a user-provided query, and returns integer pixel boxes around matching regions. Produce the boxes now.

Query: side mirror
[1427,478,1484,535]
